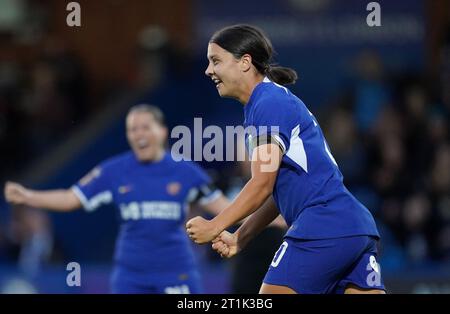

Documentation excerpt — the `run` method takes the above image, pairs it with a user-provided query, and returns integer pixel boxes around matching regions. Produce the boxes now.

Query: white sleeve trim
[70,186,112,212]
[271,134,287,154]
[198,190,222,206]
[71,186,90,210]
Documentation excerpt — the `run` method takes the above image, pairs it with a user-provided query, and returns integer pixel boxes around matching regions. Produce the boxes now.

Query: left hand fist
[186,216,220,244]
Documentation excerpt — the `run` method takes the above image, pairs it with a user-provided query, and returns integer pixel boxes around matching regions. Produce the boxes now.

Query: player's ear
[240,54,252,72]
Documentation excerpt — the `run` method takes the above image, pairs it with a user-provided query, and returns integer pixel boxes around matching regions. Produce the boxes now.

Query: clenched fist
[212,231,240,258]
[185,216,221,244]
[4,181,31,205]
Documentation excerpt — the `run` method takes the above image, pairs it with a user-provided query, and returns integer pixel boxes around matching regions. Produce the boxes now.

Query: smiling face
[126,111,167,162]
[205,43,247,100]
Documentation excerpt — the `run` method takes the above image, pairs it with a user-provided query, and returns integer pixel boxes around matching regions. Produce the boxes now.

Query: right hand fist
[211,231,240,258]
[4,181,30,205]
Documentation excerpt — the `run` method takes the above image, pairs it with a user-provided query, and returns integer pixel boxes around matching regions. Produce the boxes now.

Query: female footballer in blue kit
[186,25,386,294]
[4,104,229,294]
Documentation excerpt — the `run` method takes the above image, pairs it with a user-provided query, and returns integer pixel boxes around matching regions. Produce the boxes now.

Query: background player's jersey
[72,151,220,273]
[244,77,379,240]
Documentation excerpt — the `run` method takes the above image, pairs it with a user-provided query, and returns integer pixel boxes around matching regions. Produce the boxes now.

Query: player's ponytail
[266,65,298,86]
[210,24,298,86]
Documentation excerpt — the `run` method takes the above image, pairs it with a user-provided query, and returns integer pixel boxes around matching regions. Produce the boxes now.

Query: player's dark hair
[210,24,297,85]
[128,104,165,126]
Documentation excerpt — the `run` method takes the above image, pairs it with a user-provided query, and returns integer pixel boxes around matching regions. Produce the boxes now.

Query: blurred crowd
[0,39,90,284]
[322,51,449,269]
[0,39,89,183]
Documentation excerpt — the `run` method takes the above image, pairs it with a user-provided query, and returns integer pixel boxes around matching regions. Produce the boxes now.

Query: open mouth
[213,78,222,89]
[136,139,150,150]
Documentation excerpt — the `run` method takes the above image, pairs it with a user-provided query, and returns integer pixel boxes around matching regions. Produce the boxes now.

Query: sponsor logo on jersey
[119,201,181,220]
[167,182,181,196]
[178,273,189,281]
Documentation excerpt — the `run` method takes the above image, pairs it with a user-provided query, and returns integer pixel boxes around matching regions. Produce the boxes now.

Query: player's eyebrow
[208,54,219,61]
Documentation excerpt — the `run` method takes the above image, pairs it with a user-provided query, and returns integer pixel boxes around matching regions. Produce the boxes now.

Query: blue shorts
[111,267,203,294]
[263,236,386,294]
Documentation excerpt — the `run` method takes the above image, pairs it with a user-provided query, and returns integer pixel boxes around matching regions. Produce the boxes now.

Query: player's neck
[239,74,265,105]
[153,149,165,162]
[139,149,165,163]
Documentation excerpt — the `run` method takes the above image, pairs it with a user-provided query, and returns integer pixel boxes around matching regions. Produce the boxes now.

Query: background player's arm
[187,143,282,243]
[199,194,230,216]
[4,181,81,212]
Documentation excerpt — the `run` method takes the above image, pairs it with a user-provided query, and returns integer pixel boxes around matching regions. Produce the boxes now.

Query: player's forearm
[210,177,273,232]
[235,197,280,249]
[25,189,80,211]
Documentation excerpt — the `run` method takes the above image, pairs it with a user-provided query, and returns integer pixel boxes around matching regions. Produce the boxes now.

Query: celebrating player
[186,24,386,294]
[4,104,229,294]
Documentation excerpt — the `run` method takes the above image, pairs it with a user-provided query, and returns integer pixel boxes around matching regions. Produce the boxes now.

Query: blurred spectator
[133,25,170,94]
[324,107,368,187]
[430,144,450,260]
[401,84,435,181]
[8,206,53,277]
[21,38,88,156]
[21,57,74,154]
[352,51,391,133]
[401,193,433,264]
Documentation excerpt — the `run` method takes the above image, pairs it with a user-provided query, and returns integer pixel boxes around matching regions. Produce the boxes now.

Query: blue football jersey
[243,77,380,240]
[71,151,220,273]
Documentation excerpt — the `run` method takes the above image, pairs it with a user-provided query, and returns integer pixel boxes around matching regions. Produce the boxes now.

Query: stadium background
[0,0,448,293]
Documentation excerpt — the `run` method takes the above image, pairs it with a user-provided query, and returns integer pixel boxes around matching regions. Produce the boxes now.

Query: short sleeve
[247,96,297,155]
[71,163,114,212]
[185,162,222,206]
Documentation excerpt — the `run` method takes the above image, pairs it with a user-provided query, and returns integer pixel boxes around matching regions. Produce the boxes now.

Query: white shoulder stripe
[286,125,308,173]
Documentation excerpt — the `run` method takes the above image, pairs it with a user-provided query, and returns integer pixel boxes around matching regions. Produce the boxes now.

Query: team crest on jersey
[79,167,101,186]
[118,185,132,194]
[167,182,181,195]
[178,273,189,281]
